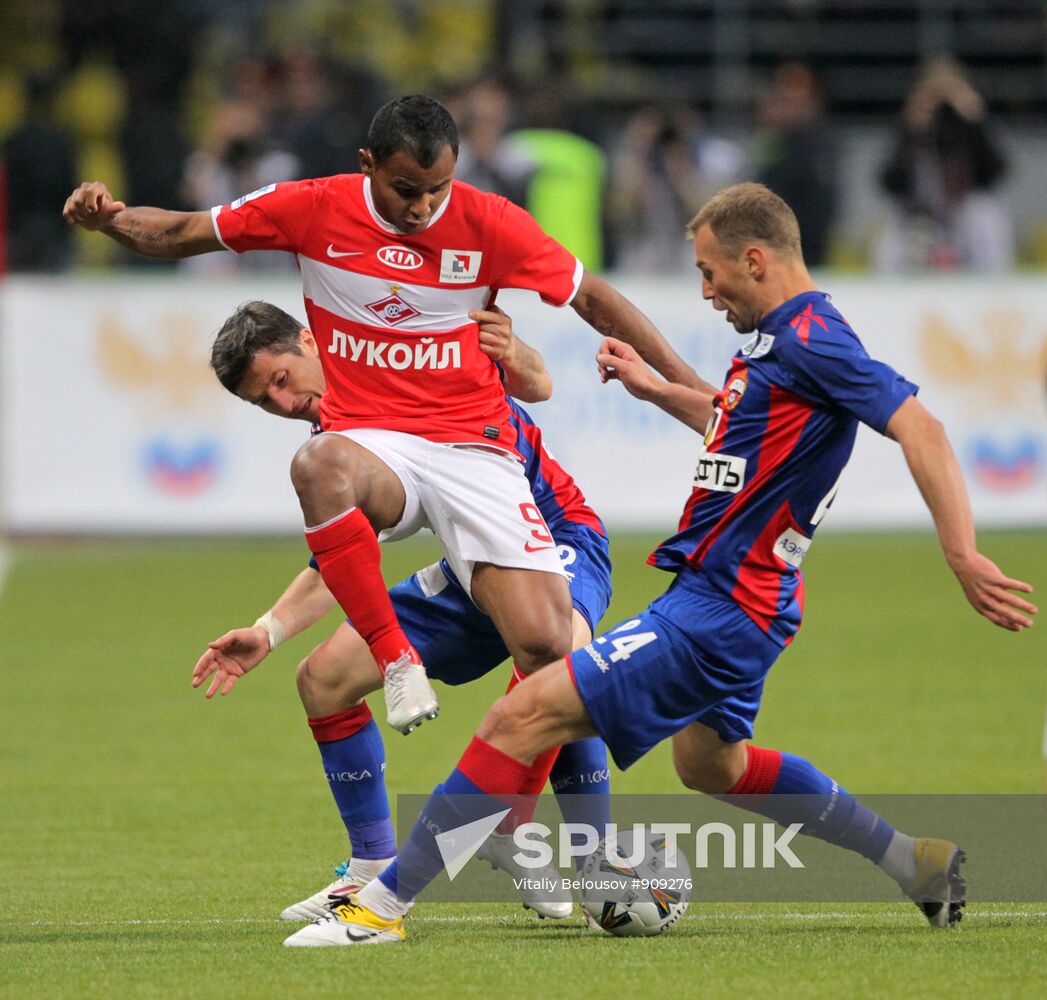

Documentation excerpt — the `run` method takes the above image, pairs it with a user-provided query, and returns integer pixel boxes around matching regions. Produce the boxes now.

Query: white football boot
[476,832,573,919]
[280,860,389,922]
[283,896,406,947]
[383,650,439,735]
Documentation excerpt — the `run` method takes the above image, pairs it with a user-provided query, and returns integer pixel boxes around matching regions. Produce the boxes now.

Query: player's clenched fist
[62,181,126,230]
[471,305,516,363]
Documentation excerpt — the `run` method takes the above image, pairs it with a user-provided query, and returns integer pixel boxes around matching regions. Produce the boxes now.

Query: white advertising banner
[1,274,1045,533]
[1,277,311,533]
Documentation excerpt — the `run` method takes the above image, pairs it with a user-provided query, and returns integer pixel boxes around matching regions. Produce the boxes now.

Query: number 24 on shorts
[598,618,658,663]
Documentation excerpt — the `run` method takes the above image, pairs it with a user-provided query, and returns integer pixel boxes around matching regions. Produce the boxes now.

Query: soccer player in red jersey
[63,96,709,745]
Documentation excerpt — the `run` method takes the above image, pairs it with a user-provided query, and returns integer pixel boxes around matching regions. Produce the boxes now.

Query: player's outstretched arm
[572,271,715,394]
[471,305,552,403]
[597,336,714,432]
[887,395,1037,631]
[191,566,338,698]
[63,181,222,258]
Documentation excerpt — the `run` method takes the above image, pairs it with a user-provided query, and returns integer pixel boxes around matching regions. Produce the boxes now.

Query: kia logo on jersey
[378,245,424,269]
[440,249,482,283]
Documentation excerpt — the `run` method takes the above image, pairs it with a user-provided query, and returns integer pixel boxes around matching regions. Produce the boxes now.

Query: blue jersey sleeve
[308,555,319,571]
[779,318,917,434]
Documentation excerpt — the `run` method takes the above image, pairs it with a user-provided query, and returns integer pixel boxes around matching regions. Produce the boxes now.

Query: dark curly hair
[366,94,459,167]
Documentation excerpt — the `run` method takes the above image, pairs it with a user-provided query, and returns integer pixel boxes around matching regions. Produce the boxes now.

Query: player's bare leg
[291,434,438,734]
[470,564,574,674]
[477,660,599,764]
[670,721,747,793]
[671,721,966,928]
[296,622,383,719]
[291,434,406,529]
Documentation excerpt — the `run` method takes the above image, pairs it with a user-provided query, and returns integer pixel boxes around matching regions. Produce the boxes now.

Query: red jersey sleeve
[211,179,321,254]
[487,197,583,306]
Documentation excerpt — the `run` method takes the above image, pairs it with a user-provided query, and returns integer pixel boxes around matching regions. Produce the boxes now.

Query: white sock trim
[305,507,359,533]
[347,856,395,884]
[357,874,410,921]
[878,831,917,883]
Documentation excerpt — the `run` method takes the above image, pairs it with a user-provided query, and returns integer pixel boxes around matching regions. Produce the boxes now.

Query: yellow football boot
[283,895,406,946]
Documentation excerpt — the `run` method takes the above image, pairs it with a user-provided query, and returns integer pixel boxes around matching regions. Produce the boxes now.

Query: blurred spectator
[875,56,1013,272]
[607,103,745,272]
[452,75,535,207]
[506,75,607,271]
[511,126,606,272]
[2,74,77,272]
[753,62,837,268]
[181,58,299,274]
[273,47,385,178]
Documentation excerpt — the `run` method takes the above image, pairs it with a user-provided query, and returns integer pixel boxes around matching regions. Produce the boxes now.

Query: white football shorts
[334,428,566,593]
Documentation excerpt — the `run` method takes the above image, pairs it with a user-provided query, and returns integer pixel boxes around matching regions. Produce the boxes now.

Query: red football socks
[305,507,414,673]
[457,734,533,795]
[494,670,561,832]
[726,744,784,795]
[307,702,374,743]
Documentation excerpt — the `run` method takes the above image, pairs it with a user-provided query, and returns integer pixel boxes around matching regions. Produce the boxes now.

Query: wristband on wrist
[253,611,287,651]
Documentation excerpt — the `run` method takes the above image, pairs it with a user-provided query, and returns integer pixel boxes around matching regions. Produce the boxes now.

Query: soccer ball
[579,829,691,937]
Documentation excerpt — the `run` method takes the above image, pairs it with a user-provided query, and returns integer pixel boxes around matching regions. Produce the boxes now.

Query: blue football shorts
[568,571,782,770]
[385,523,612,686]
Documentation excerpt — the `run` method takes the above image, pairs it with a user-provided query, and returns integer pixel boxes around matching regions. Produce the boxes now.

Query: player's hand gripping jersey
[652,292,918,646]
[212,176,583,450]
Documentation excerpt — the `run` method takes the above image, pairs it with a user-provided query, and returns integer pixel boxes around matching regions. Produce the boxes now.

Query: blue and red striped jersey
[651,291,917,647]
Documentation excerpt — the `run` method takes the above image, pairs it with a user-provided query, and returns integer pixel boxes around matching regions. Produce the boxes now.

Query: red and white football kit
[212,175,583,447]
[211,175,583,588]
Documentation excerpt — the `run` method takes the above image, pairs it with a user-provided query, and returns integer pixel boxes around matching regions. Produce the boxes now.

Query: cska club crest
[723,368,748,410]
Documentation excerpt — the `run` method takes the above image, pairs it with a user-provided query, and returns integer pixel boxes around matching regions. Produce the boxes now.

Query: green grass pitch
[2,531,1045,998]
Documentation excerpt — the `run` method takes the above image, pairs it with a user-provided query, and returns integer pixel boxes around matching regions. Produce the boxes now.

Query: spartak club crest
[365,293,420,326]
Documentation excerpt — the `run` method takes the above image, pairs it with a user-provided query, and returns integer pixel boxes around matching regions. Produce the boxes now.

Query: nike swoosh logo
[524,542,555,553]
[327,244,365,258]
[345,927,377,941]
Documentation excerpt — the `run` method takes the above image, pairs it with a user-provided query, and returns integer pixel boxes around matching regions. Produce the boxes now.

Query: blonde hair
[686,182,803,260]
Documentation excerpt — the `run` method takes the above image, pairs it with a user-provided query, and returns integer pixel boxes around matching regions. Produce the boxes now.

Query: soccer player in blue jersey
[190,301,612,921]
[294,182,1038,945]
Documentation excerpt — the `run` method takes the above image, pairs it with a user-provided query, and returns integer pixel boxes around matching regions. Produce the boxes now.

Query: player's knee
[674,752,743,795]
[290,434,356,501]
[296,655,325,705]
[476,694,518,744]
[296,651,367,709]
[512,624,573,675]
[477,683,547,750]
